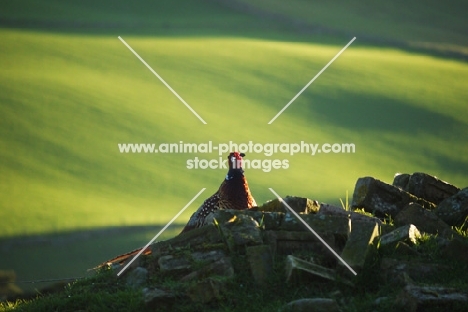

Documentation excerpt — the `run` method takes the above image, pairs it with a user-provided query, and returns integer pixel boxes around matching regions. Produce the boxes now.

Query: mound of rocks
[109,172,467,312]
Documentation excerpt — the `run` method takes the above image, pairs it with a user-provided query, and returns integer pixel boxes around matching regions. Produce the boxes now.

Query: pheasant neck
[225,168,244,181]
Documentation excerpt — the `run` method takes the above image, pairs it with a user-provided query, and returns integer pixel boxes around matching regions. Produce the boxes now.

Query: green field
[1,0,467,292]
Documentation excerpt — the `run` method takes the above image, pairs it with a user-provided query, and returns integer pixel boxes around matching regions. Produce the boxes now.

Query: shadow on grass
[292,90,468,178]
[0,224,185,293]
[1,0,467,61]
[0,0,306,39]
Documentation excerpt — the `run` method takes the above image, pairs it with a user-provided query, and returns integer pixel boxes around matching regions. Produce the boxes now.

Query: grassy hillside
[2,28,466,237]
[0,0,467,291]
[234,0,468,56]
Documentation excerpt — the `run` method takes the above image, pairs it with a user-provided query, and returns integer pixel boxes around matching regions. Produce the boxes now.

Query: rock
[441,237,468,263]
[280,213,351,240]
[158,249,234,282]
[393,173,411,190]
[394,285,468,311]
[435,187,468,227]
[339,220,380,274]
[379,224,421,249]
[395,203,453,238]
[393,172,460,205]
[381,258,411,286]
[286,196,320,214]
[191,249,227,263]
[264,230,338,265]
[259,211,284,230]
[259,196,320,214]
[245,245,273,286]
[174,224,224,245]
[125,267,148,289]
[151,224,223,259]
[392,241,420,257]
[258,198,284,212]
[210,209,283,231]
[158,255,191,273]
[317,203,349,216]
[142,287,176,309]
[218,213,263,252]
[381,258,451,286]
[285,255,339,284]
[351,177,435,218]
[180,251,234,281]
[186,278,225,303]
[209,209,263,225]
[318,203,383,225]
[280,298,342,312]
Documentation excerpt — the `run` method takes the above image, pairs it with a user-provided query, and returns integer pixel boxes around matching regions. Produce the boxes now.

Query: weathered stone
[380,258,410,287]
[380,224,421,248]
[435,187,468,227]
[173,223,224,245]
[150,224,223,258]
[340,220,380,274]
[259,196,320,214]
[246,245,273,286]
[142,287,176,309]
[218,213,263,251]
[125,267,148,289]
[180,251,234,282]
[280,298,342,312]
[393,172,460,205]
[318,203,384,225]
[284,196,320,214]
[393,173,411,190]
[260,211,283,230]
[259,198,284,212]
[158,249,234,281]
[186,278,225,303]
[394,285,468,311]
[317,203,349,216]
[280,213,351,239]
[352,176,435,218]
[393,241,420,257]
[285,255,337,284]
[209,209,262,225]
[381,258,451,286]
[210,209,283,231]
[191,249,226,263]
[395,203,454,238]
[158,255,191,272]
[264,230,338,265]
[441,237,468,263]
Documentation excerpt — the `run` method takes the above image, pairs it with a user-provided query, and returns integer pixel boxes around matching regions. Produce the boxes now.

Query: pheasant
[181,151,257,233]
[94,152,256,269]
